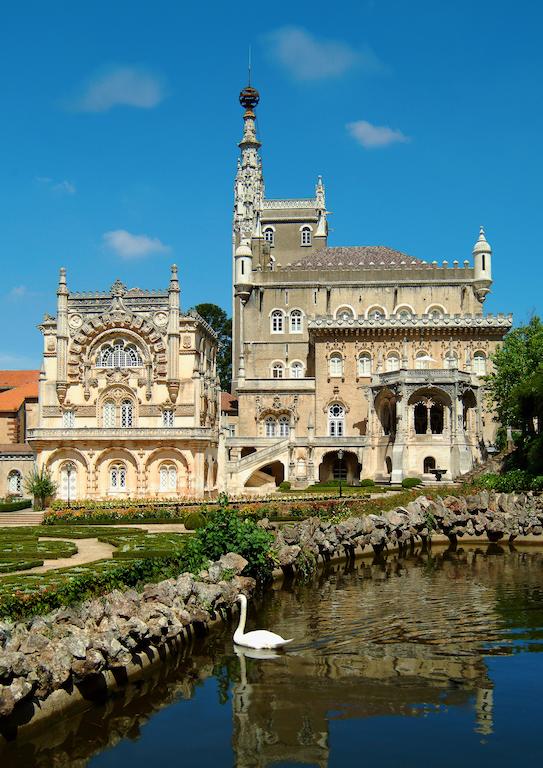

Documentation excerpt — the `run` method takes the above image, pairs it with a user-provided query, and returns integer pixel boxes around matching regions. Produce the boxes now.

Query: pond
[3,545,543,767]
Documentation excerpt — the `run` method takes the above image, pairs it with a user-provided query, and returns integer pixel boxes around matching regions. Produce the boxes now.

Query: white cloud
[7,285,41,302]
[346,120,410,148]
[264,26,380,80]
[0,352,40,368]
[71,67,165,112]
[103,229,171,260]
[35,176,76,195]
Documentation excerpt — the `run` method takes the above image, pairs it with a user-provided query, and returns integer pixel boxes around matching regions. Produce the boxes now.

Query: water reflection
[2,545,543,768]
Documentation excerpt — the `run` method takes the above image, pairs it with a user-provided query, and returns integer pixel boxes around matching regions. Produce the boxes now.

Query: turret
[473,226,492,302]
[234,240,253,303]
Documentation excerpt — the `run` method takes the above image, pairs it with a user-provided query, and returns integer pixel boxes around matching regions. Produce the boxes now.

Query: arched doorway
[318,451,361,484]
[244,461,285,489]
[423,456,436,474]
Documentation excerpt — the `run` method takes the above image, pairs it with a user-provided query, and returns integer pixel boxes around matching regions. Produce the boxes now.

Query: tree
[191,303,232,390]
[486,316,543,430]
[24,467,57,511]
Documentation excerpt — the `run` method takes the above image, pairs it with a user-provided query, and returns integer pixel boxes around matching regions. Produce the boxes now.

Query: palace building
[27,266,220,500]
[225,84,512,491]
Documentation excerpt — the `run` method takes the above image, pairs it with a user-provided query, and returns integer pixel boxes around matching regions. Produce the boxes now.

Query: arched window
[424,456,436,474]
[444,352,458,369]
[98,339,143,368]
[386,353,400,372]
[367,306,386,320]
[60,462,76,501]
[290,361,304,379]
[110,462,127,490]
[278,416,290,437]
[265,416,276,437]
[394,306,413,321]
[121,399,134,428]
[162,409,174,427]
[300,226,312,246]
[473,351,487,376]
[263,227,274,245]
[414,403,427,434]
[358,353,371,376]
[289,309,303,333]
[270,310,284,334]
[415,351,430,370]
[159,463,177,491]
[329,353,343,378]
[271,362,284,379]
[103,400,116,428]
[336,306,355,321]
[426,305,446,319]
[328,403,345,436]
[7,470,22,496]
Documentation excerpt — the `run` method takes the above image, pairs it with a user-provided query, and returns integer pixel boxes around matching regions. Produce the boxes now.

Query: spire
[473,225,492,255]
[316,175,326,210]
[234,83,264,240]
[57,267,68,295]
[169,263,179,292]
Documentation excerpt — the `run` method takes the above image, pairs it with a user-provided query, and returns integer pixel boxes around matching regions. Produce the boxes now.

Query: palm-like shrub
[24,467,57,511]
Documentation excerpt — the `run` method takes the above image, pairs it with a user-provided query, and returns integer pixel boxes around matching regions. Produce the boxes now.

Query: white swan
[233,594,293,650]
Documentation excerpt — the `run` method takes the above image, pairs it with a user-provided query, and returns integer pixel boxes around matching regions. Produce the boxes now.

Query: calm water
[3,545,543,767]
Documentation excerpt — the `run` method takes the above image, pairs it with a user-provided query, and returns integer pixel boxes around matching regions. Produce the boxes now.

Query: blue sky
[1,0,541,369]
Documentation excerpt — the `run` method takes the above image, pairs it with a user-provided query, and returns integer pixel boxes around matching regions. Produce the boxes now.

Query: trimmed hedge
[0,499,32,513]
[401,477,423,489]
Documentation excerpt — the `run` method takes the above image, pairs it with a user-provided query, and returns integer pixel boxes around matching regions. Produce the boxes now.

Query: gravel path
[7,537,116,576]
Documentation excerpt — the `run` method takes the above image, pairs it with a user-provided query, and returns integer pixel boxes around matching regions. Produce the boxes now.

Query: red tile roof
[0,370,40,388]
[0,382,39,412]
[284,246,431,271]
[221,391,238,414]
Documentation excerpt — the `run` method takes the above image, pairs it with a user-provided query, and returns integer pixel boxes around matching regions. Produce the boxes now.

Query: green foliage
[192,302,232,390]
[184,502,274,581]
[184,512,207,530]
[0,499,32,513]
[401,477,422,489]
[278,481,291,491]
[23,467,57,511]
[359,478,376,487]
[474,470,542,493]
[486,316,543,430]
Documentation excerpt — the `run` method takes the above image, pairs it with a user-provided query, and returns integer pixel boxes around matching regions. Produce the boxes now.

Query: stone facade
[0,372,39,498]
[28,266,220,500]
[226,85,512,492]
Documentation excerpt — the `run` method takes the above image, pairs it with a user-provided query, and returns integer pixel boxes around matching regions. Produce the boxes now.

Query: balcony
[372,369,474,387]
[27,427,217,443]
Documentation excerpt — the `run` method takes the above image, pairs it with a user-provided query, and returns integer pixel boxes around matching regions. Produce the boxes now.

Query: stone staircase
[228,438,290,473]
[0,510,44,527]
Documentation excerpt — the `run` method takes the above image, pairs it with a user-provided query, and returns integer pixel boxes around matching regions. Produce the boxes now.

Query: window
[159,463,177,491]
[226,424,236,438]
[278,416,290,437]
[415,352,430,370]
[300,226,312,246]
[473,352,487,376]
[263,227,274,245]
[290,309,303,333]
[103,400,116,427]
[265,417,276,437]
[290,361,304,379]
[358,353,371,376]
[7,470,22,496]
[444,352,458,369]
[328,403,345,437]
[336,306,355,321]
[271,310,284,333]
[367,307,386,320]
[110,462,127,490]
[62,410,75,428]
[427,305,446,319]
[162,409,174,427]
[329,353,343,377]
[121,400,134,428]
[272,362,284,379]
[396,308,413,321]
[386,354,400,372]
[98,339,143,368]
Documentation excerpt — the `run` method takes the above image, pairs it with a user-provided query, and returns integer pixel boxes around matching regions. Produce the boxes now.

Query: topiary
[401,477,422,489]
[359,478,376,487]
[279,481,291,491]
[184,512,207,530]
